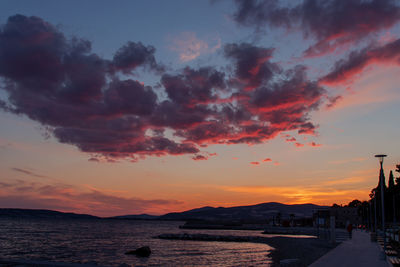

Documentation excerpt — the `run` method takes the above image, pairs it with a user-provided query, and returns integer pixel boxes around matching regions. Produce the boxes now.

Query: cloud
[192,152,217,161]
[308,142,321,147]
[11,167,47,178]
[321,38,400,85]
[168,32,221,62]
[224,42,277,91]
[0,15,198,160]
[192,154,208,161]
[263,158,272,162]
[220,176,371,204]
[0,179,183,216]
[233,0,400,57]
[250,161,260,165]
[112,41,164,73]
[0,15,331,162]
[161,66,225,107]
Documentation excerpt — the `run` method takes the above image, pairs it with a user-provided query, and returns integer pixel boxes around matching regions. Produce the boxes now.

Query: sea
[0,218,273,266]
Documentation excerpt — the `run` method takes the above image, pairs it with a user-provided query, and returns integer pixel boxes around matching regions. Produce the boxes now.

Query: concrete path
[309,230,389,267]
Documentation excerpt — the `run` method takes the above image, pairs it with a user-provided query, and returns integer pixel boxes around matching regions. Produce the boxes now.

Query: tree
[348,199,362,208]
[389,171,395,189]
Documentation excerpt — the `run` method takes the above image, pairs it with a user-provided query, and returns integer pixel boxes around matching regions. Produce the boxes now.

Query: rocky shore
[156,233,337,266]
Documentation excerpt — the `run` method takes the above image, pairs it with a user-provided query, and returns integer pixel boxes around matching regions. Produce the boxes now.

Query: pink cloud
[263,158,272,162]
[0,179,183,217]
[192,154,208,161]
[308,142,322,147]
[192,152,217,161]
[321,38,400,85]
[168,32,221,62]
[250,161,260,165]
[286,137,296,142]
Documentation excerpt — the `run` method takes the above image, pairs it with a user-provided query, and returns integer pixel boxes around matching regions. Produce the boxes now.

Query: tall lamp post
[375,154,387,259]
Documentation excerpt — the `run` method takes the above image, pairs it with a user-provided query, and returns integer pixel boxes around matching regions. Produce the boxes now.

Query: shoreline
[156,233,338,266]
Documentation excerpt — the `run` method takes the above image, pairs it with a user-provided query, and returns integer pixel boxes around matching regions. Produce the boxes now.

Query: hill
[159,202,326,222]
[0,208,99,220]
[110,214,159,220]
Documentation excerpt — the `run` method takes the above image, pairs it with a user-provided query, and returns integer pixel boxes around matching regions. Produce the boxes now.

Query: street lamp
[375,154,387,259]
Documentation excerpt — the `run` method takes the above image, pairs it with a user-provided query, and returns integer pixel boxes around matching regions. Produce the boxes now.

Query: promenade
[310,230,389,267]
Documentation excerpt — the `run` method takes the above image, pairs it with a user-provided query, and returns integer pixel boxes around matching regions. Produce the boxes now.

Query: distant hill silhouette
[159,202,327,221]
[0,202,328,221]
[111,214,159,220]
[0,208,99,219]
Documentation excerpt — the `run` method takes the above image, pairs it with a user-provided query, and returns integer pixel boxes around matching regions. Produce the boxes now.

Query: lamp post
[375,154,387,259]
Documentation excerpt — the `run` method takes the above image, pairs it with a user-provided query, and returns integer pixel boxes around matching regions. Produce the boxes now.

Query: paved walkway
[309,230,389,267]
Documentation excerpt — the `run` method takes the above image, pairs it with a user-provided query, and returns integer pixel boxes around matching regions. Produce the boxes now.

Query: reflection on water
[0,218,273,266]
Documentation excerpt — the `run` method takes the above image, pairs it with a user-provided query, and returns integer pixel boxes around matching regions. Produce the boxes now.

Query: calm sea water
[0,218,273,266]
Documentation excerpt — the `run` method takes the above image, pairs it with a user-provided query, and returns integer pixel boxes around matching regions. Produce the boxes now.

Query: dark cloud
[233,0,400,57]
[0,15,329,162]
[177,121,232,144]
[151,100,212,128]
[112,41,164,73]
[173,63,324,145]
[248,66,324,136]
[321,38,400,84]
[224,43,278,90]
[0,15,66,87]
[162,67,225,106]
[0,15,199,160]
[105,79,157,115]
[251,66,324,111]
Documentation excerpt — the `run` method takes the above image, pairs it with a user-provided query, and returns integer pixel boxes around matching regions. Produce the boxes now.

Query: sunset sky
[0,0,399,217]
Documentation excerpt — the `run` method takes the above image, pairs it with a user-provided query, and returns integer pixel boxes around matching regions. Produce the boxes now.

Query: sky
[0,0,399,217]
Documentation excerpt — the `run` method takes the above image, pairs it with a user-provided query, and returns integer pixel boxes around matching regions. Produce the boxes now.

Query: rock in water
[125,246,151,257]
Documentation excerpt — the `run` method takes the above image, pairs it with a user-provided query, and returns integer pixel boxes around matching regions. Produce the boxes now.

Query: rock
[125,246,151,257]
